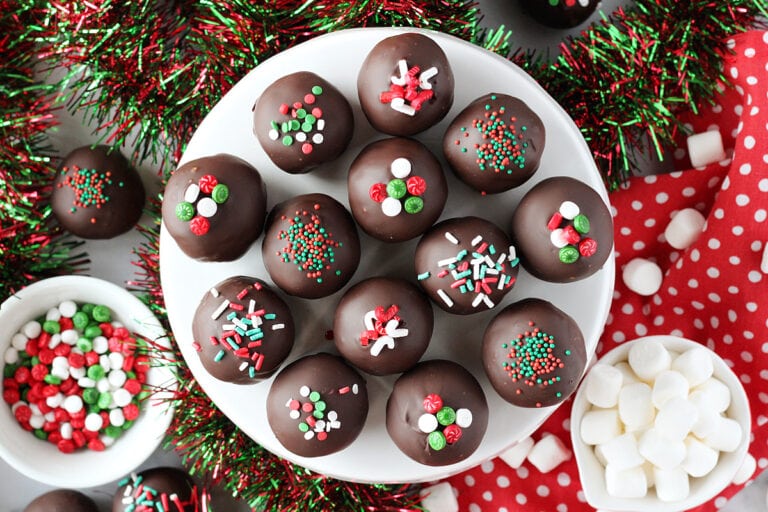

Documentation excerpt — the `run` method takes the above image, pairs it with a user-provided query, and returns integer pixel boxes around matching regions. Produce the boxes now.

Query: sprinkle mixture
[193,282,285,378]
[118,471,208,512]
[174,173,229,236]
[275,204,342,283]
[359,304,409,357]
[267,85,326,155]
[368,157,427,216]
[379,59,438,116]
[418,393,473,451]
[546,200,597,264]
[58,165,123,225]
[2,301,147,453]
[417,231,519,310]
[284,383,359,442]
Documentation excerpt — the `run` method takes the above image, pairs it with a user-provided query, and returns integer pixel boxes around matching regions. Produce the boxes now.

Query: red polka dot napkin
[447,30,768,512]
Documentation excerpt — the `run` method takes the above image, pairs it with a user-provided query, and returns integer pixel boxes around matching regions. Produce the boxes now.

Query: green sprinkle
[298,422,309,433]
[43,320,60,334]
[4,364,17,378]
[315,401,326,412]
[175,202,195,221]
[404,196,424,214]
[559,246,580,264]
[43,374,62,385]
[565,349,572,356]
[83,388,99,404]
[573,214,590,234]
[122,419,134,430]
[87,365,106,381]
[105,425,123,438]
[311,85,323,95]
[428,431,447,451]
[91,305,111,322]
[282,135,293,146]
[76,337,93,352]
[436,406,456,426]
[81,304,95,316]
[387,179,407,199]
[212,184,229,204]
[296,108,307,119]
[214,349,226,362]
[72,311,89,330]
[33,429,47,440]
[84,325,102,338]
[98,391,112,409]
[417,271,431,280]
[309,391,321,402]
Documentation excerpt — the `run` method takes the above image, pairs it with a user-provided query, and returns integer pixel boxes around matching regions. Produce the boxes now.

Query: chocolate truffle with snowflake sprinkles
[386,359,488,466]
[51,145,145,239]
[414,216,520,315]
[162,153,267,262]
[519,0,601,29]
[482,298,586,408]
[266,353,369,457]
[262,193,360,299]
[357,32,454,136]
[510,176,613,282]
[112,466,209,512]
[253,71,353,174]
[348,137,448,242]
[443,93,545,194]
[192,276,295,383]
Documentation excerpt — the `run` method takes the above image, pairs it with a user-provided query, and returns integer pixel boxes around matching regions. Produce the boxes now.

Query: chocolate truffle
[348,137,447,242]
[357,33,454,136]
[162,153,267,262]
[510,176,613,282]
[519,0,600,29]
[192,276,295,383]
[51,145,145,239]
[253,71,354,174]
[262,193,360,299]
[113,467,204,512]
[25,489,98,512]
[414,217,520,315]
[266,353,368,457]
[443,93,545,194]
[386,359,488,466]
[333,277,433,375]
[482,298,586,408]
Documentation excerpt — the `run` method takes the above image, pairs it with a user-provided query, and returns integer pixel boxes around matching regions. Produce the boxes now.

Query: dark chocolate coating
[348,137,447,242]
[519,0,600,29]
[357,33,454,136]
[162,153,267,262]
[386,359,488,466]
[443,93,545,194]
[24,489,98,512]
[262,193,360,299]
[414,217,520,315]
[253,71,354,174]
[52,145,145,239]
[482,298,586,407]
[266,353,368,457]
[112,467,199,512]
[510,176,613,282]
[333,277,434,375]
[192,276,295,383]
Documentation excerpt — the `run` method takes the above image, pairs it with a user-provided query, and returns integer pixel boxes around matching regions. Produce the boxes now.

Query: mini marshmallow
[499,436,534,469]
[653,466,690,502]
[672,347,714,387]
[419,482,458,512]
[597,433,644,471]
[732,453,756,485]
[654,397,699,440]
[682,437,719,477]
[642,461,655,489]
[664,208,706,250]
[581,409,623,446]
[703,417,743,452]
[652,370,689,408]
[690,407,721,440]
[638,428,686,470]
[618,382,655,430]
[605,464,648,498]
[585,364,624,408]
[527,434,572,473]
[628,339,671,382]
[614,362,640,385]
[622,258,663,296]
[686,130,726,168]
[690,378,731,413]
[761,242,768,275]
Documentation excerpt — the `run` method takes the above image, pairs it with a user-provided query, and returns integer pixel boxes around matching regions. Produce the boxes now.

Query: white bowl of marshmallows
[571,335,750,511]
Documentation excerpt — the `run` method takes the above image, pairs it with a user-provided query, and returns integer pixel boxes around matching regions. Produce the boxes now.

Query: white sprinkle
[60,422,73,439]
[48,333,61,349]
[437,257,457,267]
[304,431,315,440]
[328,411,338,421]
[559,200,580,219]
[109,408,125,427]
[232,317,248,331]
[390,97,416,116]
[99,354,111,372]
[96,378,110,393]
[295,132,307,142]
[109,369,127,389]
[222,324,235,331]
[69,366,86,380]
[550,229,568,248]
[113,388,132,407]
[61,329,78,345]
[46,393,64,408]
[29,414,44,429]
[315,420,326,432]
[445,232,460,244]
[418,67,438,89]
[11,333,28,350]
[483,295,494,308]
[184,183,200,203]
[508,245,517,261]
[300,385,311,397]
[418,413,439,433]
[46,307,62,322]
[92,336,109,354]
[268,128,279,140]
[437,289,454,307]
[4,347,19,365]
[248,300,255,314]
[390,157,412,178]
[50,366,69,381]
[196,197,218,218]
[289,410,300,420]
[62,395,84,414]
[456,408,473,428]
[78,377,96,388]
[21,321,42,339]
[472,293,485,308]
[317,119,325,131]
[381,196,402,217]
[312,133,324,144]
[85,412,103,432]
[101,435,115,448]
[109,352,125,371]
[391,59,409,86]
[239,361,249,372]
[211,299,230,320]
[58,300,77,318]
[471,235,483,246]
[484,255,496,268]
[352,384,359,395]
[272,324,285,330]
[210,287,220,298]
[329,420,341,429]
[485,268,499,275]
[497,277,506,290]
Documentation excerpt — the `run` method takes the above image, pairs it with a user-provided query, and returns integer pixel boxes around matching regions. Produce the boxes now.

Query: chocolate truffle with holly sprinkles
[253,71,354,174]
[162,153,267,262]
[482,298,586,408]
[112,466,211,512]
[518,0,601,29]
[262,193,360,299]
[386,359,488,466]
[51,145,145,239]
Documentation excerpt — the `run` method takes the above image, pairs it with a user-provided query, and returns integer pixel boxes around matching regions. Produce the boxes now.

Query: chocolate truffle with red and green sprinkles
[510,176,613,282]
[3,301,149,453]
[192,276,294,383]
[112,466,210,512]
[414,216,520,315]
[386,359,488,466]
[482,298,586,408]
[51,145,145,239]
[162,153,267,262]
[253,71,354,174]
[262,193,360,299]
[519,0,600,29]
[443,93,545,194]
[266,353,368,457]
[347,137,448,242]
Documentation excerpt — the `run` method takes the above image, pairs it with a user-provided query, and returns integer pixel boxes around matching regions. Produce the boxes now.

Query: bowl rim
[0,275,176,488]
[570,335,751,512]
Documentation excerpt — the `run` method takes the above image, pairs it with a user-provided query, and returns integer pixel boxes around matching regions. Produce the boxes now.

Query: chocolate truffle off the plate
[192,276,294,383]
[51,145,145,239]
[24,489,98,512]
[112,467,206,512]
[518,0,600,29]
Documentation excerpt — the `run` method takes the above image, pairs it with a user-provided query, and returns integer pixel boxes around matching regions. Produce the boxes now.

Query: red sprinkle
[59,317,73,331]
[579,237,598,257]
[562,225,581,244]
[423,393,443,414]
[547,212,563,231]
[198,174,218,194]
[304,94,316,104]
[443,424,463,444]
[368,183,388,203]
[189,216,210,236]
[57,439,76,453]
[406,175,427,196]
[301,143,313,155]
[3,388,20,404]
[123,404,140,421]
